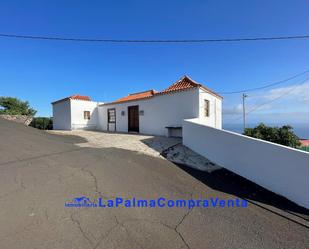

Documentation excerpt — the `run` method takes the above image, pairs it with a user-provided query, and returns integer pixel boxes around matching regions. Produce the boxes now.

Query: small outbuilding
[52,95,99,130]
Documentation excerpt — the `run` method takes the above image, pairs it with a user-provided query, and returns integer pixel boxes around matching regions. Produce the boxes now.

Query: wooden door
[128,105,139,132]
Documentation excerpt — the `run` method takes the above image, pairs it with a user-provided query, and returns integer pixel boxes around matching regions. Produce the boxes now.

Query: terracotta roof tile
[102,75,222,105]
[112,90,157,104]
[160,76,199,93]
[70,95,91,101]
[52,94,91,104]
[158,75,222,98]
[300,140,309,147]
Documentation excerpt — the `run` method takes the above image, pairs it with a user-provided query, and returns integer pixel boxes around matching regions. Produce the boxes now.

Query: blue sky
[0,0,309,127]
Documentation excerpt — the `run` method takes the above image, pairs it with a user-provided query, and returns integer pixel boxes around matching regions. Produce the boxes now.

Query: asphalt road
[0,117,308,249]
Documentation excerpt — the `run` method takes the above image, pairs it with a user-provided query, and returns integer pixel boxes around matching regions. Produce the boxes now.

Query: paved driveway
[0,118,309,249]
[49,130,221,171]
[48,130,181,157]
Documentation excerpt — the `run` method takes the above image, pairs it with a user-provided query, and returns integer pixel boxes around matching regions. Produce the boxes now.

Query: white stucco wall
[198,89,222,129]
[52,87,222,134]
[98,88,201,136]
[52,100,71,130]
[70,99,99,130]
[183,118,309,208]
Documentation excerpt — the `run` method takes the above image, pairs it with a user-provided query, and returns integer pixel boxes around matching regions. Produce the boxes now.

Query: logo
[65,196,248,208]
[65,196,98,207]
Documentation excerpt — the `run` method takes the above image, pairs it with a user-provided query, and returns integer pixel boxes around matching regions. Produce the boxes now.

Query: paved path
[1,118,308,249]
[49,130,221,172]
[48,130,181,157]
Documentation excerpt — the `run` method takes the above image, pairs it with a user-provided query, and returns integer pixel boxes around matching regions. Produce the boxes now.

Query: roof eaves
[199,85,223,99]
[100,95,154,106]
[176,75,222,99]
[101,86,202,106]
[155,85,197,96]
[51,95,92,105]
[51,97,70,105]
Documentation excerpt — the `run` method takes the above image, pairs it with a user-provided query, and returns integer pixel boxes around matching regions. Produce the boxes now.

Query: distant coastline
[223,123,309,139]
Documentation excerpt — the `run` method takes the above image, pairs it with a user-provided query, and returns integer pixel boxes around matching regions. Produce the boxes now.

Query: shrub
[30,117,53,130]
[244,123,301,148]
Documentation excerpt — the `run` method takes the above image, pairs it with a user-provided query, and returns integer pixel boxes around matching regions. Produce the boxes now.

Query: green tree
[244,123,301,148]
[30,117,53,130]
[0,97,36,116]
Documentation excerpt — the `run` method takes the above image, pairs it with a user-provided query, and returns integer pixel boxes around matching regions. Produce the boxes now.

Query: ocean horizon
[223,123,309,139]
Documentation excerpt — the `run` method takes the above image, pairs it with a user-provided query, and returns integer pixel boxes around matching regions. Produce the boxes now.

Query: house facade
[52,95,99,130]
[52,76,223,137]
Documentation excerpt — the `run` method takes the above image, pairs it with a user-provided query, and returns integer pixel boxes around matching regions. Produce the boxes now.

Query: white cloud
[223,81,309,123]
[262,82,309,104]
[223,104,242,115]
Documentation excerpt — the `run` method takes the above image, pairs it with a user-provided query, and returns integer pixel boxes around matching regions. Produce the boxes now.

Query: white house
[52,95,99,130]
[52,76,222,137]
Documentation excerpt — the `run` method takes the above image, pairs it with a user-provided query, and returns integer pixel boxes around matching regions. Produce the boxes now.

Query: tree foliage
[30,117,53,130]
[244,123,301,148]
[0,97,37,116]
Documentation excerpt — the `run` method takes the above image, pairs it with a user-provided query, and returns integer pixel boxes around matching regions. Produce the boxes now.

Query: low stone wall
[0,115,33,126]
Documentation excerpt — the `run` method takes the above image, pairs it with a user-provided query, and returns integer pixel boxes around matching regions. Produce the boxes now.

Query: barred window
[84,111,91,120]
[204,100,210,117]
[108,109,116,123]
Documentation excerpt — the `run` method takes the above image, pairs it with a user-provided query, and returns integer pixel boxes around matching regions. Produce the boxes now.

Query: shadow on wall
[176,163,309,219]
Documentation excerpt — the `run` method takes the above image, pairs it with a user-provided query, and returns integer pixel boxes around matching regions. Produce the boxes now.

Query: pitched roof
[158,75,222,98]
[111,90,158,104]
[101,75,222,105]
[160,75,199,93]
[51,94,91,104]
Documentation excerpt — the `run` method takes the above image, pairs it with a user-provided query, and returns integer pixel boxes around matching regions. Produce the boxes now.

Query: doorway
[128,105,139,132]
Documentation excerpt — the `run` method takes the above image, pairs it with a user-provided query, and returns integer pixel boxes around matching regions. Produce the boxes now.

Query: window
[108,108,116,123]
[84,111,91,120]
[204,100,210,117]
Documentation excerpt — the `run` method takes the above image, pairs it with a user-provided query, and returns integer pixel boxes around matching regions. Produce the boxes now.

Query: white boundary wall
[183,118,309,208]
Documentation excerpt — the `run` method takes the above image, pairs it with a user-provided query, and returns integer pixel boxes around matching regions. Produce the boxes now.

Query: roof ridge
[158,75,222,99]
[166,75,200,88]
[129,89,157,96]
[101,76,223,106]
[70,94,91,100]
[51,94,91,105]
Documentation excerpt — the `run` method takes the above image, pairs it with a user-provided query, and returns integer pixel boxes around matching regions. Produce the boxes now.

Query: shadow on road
[175,163,309,220]
[46,132,88,144]
[139,134,309,221]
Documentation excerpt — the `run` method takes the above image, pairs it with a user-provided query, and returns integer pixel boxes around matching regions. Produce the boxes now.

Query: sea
[223,123,309,140]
